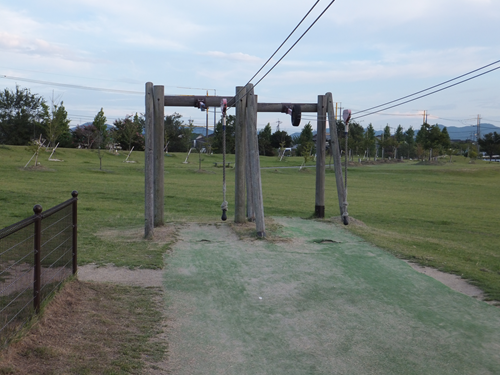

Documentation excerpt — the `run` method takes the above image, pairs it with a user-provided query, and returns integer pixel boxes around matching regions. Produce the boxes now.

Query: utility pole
[206,90,209,139]
[477,114,481,155]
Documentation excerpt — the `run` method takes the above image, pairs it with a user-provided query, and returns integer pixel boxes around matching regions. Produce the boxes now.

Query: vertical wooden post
[326,93,347,220]
[71,191,78,275]
[33,204,42,314]
[153,85,165,227]
[315,95,327,218]
[234,86,247,223]
[246,139,255,222]
[145,82,154,238]
[245,89,254,222]
[245,84,265,237]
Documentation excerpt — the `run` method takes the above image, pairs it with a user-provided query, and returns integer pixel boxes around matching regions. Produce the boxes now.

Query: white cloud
[201,51,263,63]
[0,32,100,63]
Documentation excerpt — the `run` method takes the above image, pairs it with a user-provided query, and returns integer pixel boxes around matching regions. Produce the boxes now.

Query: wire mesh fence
[0,192,78,347]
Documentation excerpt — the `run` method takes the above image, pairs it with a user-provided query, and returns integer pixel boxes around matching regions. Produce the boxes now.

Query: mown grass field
[0,145,499,300]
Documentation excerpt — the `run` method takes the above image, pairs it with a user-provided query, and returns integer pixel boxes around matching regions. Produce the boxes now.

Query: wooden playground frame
[144,82,347,239]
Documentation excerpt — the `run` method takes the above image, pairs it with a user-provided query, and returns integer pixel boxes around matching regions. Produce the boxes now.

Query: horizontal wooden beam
[257,103,318,113]
[164,95,236,108]
[163,95,318,113]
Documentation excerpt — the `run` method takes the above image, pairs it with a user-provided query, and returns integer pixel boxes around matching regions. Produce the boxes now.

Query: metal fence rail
[0,191,78,347]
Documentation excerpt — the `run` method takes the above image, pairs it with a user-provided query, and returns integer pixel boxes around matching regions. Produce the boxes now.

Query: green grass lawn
[1,145,499,300]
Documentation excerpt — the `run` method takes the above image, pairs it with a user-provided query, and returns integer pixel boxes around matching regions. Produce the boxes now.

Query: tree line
[2,86,497,160]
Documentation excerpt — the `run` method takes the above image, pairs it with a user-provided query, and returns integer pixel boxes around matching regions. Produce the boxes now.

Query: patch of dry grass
[0,280,167,374]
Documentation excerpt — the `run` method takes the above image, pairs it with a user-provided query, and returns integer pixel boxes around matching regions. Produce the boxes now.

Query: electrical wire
[1,75,144,94]
[353,59,500,116]
[1,74,218,98]
[351,65,500,120]
[252,0,336,91]
[232,0,336,108]
[244,0,321,87]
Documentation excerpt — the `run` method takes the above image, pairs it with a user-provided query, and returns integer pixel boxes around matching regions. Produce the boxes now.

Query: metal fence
[0,191,78,347]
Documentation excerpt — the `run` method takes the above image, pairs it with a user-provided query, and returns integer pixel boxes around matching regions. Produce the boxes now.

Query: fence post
[33,204,42,314]
[71,191,78,275]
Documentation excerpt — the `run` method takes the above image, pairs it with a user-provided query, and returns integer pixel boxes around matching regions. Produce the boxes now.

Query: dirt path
[78,264,164,287]
[163,218,500,375]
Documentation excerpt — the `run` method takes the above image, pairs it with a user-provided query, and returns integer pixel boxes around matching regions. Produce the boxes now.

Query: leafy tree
[415,123,431,159]
[212,115,236,154]
[403,126,416,159]
[184,121,195,152]
[270,130,292,149]
[297,122,314,156]
[393,125,405,159]
[377,125,397,159]
[113,113,144,151]
[93,108,108,170]
[395,125,405,143]
[362,123,377,159]
[478,132,500,161]
[258,123,274,156]
[42,100,71,147]
[72,124,96,149]
[0,86,46,145]
[429,124,444,157]
[440,127,451,150]
[347,121,364,158]
[417,123,451,160]
[164,113,194,153]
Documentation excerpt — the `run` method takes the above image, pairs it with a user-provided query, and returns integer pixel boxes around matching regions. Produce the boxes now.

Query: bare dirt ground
[78,264,164,287]
[404,261,489,302]
[0,280,166,374]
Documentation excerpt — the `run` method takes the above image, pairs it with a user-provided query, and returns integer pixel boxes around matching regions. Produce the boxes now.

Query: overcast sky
[1,0,499,134]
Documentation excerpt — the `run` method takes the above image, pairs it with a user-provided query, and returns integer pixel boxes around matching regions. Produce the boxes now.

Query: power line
[351,65,500,120]
[232,0,336,108]
[352,59,500,116]
[1,74,217,96]
[1,75,144,95]
[244,0,321,87]
[252,0,336,91]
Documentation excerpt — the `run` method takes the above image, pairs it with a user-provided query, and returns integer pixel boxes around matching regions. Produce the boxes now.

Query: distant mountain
[437,124,499,141]
[191,126,213,136]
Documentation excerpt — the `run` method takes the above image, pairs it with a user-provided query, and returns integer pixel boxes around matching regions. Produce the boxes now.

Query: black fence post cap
[33,204,43,215]
[71,191,78,198]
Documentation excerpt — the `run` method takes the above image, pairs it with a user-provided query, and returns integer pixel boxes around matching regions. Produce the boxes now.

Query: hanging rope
[220,98,228,221]
[342,109,351,225]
